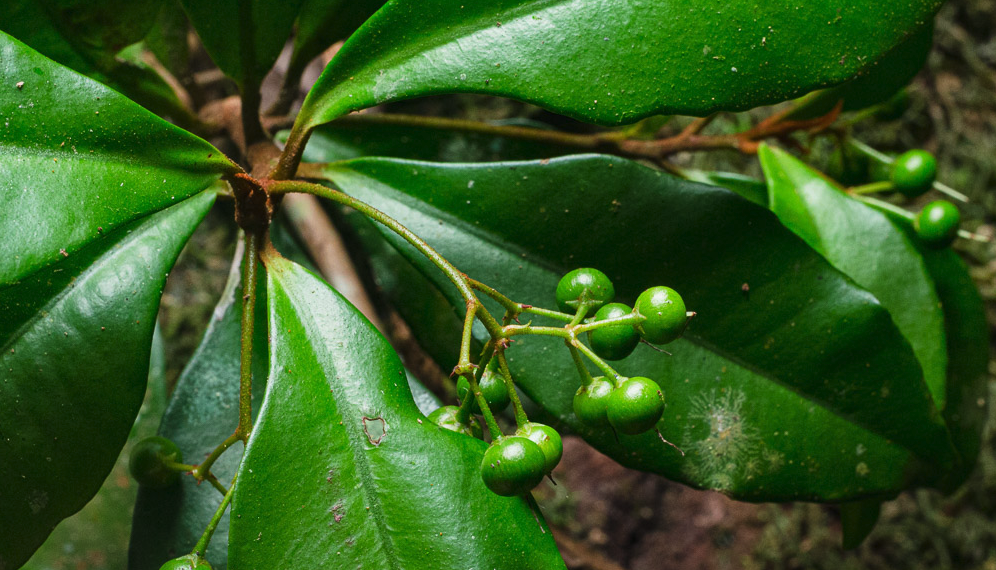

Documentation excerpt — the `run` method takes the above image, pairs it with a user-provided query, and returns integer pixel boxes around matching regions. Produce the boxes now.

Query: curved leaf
[179,0,306,90]
[128,242,268,570]
[0,31,236,286]
[759,145,947,409]
[230,255,565,569]
[0,2,197,120]
[0,191,215,570]
[314,155,956,501]
[295,0,942,131]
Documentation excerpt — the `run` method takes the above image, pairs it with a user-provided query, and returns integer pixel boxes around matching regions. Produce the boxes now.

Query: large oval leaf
[294,0,942,131]
[128,242,269,570]
[229,254,565,568]
[0,191,215,569]
[0,31,235,286]
[312,155,955,501]
[758,145,947,409]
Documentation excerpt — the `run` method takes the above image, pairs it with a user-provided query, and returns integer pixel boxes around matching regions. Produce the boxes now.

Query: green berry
[129,436,183,489]
[607,377,666,435]
[456,362,510,414]
[634,286,687,345]
[573,377,615,427]
[587,302,639,361]
[159,555,212,570]
[915,200,960,248]
[515,422,563,473]
[891,150,936,197]
[555,268,615,316]
[480,436,547,496]
[427,405,483,439]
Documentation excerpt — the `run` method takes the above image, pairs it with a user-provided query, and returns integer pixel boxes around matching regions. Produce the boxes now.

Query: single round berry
[587,303,640,361]
[573,377,615,427]
[456,364,510,414]
[427,405,483,439]
[159,555,212,570]
[129,436,183,489]
[915,200,961,248]
[515,422,563,474]
[891,150,936,197]
[634,286,687,345]
[555,268,615,316]
[480,436,547,496]
[607,377,666,435]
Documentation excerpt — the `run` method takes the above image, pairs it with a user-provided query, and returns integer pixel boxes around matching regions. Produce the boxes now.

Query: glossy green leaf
[0,192,215,570]
[179,0,305,90]
[759,145,947,409]
[0,2,197,120]
[314,155,956,501]
[786,22,934,121]
[23,328,167,570]
[128,243,268,570]
[294,0,942,132]
[0,31,236,286]
[230,255,565,568]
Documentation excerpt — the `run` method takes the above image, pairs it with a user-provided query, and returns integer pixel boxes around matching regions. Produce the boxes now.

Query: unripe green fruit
[456,364,510,414]
[515,422,563,473]
[607,377,666,435]
[129,436,183,489]
[573,377,615,427]
[555,268,614,316]
[891,149,936,197]
[915,200,960,248]
[587,302,639,361]
[634,286,687,345]
[427,405,483,439]
[480,436,547,496]
[159,555,212,570]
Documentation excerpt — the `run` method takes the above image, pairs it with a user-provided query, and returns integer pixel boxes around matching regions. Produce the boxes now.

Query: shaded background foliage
[19,0,996,568]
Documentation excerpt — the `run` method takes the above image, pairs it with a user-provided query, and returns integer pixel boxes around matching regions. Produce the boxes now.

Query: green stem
[163,460,198,473]
[569,301,592,326]
[192,474,238,557]
[455,388,476,424]
[520,305,574,322]
[502,325,571,338]
[464,372,503,439]
[569,344,595,387]
[574,312,645,334]
[468,278,520,315]
[236,233,259,441]
[573,340,622,382]
[193,433,241,482]
[496,351,529,427]
[849,181,894,195]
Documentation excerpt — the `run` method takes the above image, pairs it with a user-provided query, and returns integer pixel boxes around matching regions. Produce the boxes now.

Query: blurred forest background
[21,1,996,569]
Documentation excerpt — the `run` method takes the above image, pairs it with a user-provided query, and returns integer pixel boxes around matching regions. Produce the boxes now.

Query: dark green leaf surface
[285,118,575,164]
[317,155,956,501]
[283,0,386,88]
[295,0,941,131]
[128,244,268,570]
[0,2,196,120]
[146,1,191,79]
[786,23,933,120]
[0,192,214,570]
[179,0,305,89]
[23,328,167,570]
[0,31,235,286]
[684,170,768,208]
[230,255,565,569]
[759,145,947,409]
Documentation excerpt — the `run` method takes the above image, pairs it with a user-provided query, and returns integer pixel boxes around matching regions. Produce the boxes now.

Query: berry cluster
[428,267,691,496]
